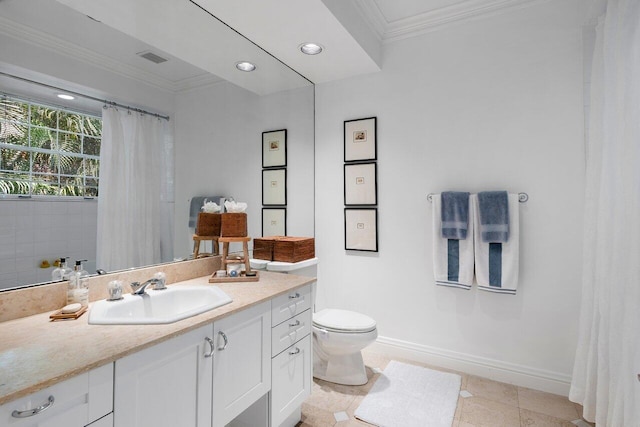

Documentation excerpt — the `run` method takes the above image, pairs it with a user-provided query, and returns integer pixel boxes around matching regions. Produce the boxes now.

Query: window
[0,95,101,197]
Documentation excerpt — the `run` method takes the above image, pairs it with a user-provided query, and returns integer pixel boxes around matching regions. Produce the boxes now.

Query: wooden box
[273,237,315,263]
[220,213,247,237]
[195,212,221,236]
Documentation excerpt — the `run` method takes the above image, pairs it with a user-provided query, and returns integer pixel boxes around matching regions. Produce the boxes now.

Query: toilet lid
[313,309,377,333]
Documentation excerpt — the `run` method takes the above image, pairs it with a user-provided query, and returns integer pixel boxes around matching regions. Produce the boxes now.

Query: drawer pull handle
[289,347,300,355]
[288,293,301,299]
[204,337,214,358]
[289,320,301,327]
[12,395,55,418]
[218,331,228,351]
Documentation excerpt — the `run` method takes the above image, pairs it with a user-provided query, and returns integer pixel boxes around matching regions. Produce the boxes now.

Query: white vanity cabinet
[270,284,313,427]
[211,301,271,427]
[0,363,113,427]
[113,324,214,427]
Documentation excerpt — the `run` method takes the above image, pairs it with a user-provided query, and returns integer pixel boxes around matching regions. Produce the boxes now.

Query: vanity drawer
[271,284,312,327]
[272,309,312,357]
[0,363,113,427]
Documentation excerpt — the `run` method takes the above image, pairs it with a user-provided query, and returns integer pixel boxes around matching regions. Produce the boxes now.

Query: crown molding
[173,73,225,93]
[0,16,218,94]
[355,0,547,42]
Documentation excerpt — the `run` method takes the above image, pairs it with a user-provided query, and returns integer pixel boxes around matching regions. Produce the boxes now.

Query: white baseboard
[369,336,572,396]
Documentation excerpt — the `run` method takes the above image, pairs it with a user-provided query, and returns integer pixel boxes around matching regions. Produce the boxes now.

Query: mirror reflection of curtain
[570,0,640,425]
[97,107,174,271]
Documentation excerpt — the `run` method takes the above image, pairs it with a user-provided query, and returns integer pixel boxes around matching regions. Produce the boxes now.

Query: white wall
[173,82,314,258]
[314,0,584,394]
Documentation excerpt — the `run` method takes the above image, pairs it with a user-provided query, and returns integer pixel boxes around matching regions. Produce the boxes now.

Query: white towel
[473,193,519,294]
[432,194,475,290]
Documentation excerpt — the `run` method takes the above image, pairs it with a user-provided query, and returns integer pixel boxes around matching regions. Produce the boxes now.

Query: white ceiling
[0,0,535,99]
[0,0,215,88]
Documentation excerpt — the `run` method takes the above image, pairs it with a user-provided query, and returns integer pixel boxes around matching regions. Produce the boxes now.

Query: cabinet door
[212,301,271,427]
[271,335,312,427]
[114,324,214,427]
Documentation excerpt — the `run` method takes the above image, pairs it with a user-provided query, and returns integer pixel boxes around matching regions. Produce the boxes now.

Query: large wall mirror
[0,0,314,291]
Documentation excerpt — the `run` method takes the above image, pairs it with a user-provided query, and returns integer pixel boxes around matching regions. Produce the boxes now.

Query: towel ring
[426,192,529,203]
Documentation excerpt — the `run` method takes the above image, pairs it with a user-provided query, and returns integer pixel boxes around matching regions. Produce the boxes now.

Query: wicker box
[253,236,280,261]
[220,213,247,237]
[195,212,221,236]
[273,237,315,263]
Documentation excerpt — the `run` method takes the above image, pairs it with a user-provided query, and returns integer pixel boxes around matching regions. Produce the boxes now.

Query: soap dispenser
[52,257,72,282]
[68,260,89,307]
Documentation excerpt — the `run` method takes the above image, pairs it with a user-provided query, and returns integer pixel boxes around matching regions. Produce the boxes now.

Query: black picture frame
[262,129,287,168]
[344,208,378,252]
[344,162,377,206]
[262,168,287,206]
[344,117,377,163]
[262,207,287,236]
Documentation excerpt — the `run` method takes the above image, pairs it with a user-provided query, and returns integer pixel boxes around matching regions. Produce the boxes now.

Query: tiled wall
[0,198,97,290]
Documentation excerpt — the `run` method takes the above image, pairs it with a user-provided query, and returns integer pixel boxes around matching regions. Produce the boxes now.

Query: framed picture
[262,168,287,206]
[344,117,376,162]
[344,208,378,252]
[262,129,287,168]
[262,208,286,236]
[344,162,377,206]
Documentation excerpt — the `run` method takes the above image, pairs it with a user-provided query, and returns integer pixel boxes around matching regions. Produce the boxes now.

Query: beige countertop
[0,271,315,405]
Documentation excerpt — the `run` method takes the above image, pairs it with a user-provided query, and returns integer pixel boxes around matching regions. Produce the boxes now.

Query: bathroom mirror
[0,0,314,291]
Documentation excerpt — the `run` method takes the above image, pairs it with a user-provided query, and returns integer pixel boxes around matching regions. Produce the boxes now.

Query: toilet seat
[313,309,377,333]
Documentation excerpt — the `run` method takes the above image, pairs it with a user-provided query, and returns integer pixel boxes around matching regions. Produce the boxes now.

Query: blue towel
[473,193,520,294]
[477,191,509,243]
[441,192,470,240]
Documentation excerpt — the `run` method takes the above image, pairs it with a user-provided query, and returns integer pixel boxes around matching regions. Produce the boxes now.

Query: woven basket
[220,213,248,237]
[195,213,221,236]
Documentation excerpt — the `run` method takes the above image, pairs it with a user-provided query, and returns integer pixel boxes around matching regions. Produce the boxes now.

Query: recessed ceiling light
[235,61,256,72]
[57,94,75,100]
[300,43,323,55]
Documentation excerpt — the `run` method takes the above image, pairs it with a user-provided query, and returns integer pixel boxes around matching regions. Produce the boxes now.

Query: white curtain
[570,0,640,425]
[97,107,174,272]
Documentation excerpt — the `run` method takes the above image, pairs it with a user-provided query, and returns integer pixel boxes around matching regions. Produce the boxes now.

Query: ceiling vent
[137,51,168,64]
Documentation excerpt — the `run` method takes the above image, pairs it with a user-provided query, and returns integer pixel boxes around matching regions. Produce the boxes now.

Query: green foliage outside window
[0,96,101,197]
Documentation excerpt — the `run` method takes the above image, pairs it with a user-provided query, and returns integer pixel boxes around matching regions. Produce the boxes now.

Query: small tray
[49,305,88,321]
[209,270,259,283]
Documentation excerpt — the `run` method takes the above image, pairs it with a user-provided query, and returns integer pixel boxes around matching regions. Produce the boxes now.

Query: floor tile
[333,411,349,422]
[460,390,473,398]
[459,396,521,427]
[466,375,519,407]
[361,349,391,370]
[300,402,337,427]
[304,380,357,413]
[518,387,579,421]
[303,355,583,427]
[520,408,575,426]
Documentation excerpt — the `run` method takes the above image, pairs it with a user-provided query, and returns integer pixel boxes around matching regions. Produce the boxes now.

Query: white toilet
[250,257,378,385]
[312,308,378,386]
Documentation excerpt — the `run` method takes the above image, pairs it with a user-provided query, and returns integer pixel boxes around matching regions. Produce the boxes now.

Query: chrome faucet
[130,277,166,295]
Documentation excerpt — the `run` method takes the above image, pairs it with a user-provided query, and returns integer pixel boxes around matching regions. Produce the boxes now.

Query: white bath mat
[355,360,461,427]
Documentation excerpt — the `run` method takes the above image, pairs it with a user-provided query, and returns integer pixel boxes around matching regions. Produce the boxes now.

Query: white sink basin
[88,286,232,325]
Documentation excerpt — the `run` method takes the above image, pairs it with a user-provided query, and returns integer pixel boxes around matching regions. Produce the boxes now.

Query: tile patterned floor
[297,350,596,427]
